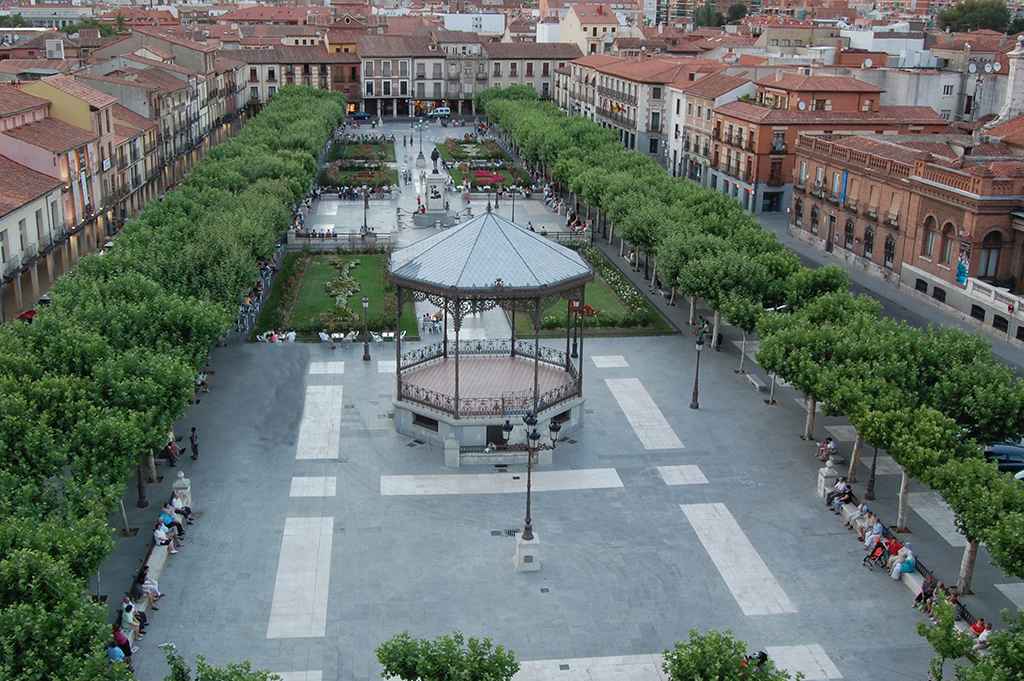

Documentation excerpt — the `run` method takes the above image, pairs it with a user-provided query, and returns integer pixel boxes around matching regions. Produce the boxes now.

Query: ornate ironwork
[398,376,581,419]
[400,342,445,370]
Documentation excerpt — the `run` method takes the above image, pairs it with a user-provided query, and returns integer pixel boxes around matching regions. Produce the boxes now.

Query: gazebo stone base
[393,397,584,468]
[513,532,541,572]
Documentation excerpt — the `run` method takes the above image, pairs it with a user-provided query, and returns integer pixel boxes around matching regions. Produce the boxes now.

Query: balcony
[446,72,460,81]
[415,72,426,80]
[597,85,636,106]
[3,254,23,279]
[766,175,785,187]
[845,198,859,213]
[595,106,636,130]
[770,142,787,154]
[864,207,878,221]
[23,243,38,262]
[793,178,806,192]
[827,192,840,205]
[649,122,662,134]
[884,213,900,229]
[476,72,488,81]
[810,182,824,198]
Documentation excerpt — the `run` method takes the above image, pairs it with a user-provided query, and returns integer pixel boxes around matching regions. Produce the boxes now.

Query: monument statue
[430,147,440,174]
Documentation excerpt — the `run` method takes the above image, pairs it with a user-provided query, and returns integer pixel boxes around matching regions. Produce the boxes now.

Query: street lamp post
[865,445,879,500]
[361,296,371,362]
[511,189,516,222]
[135,464,148,508]
[361,184,369,235]
[416,123,425,169]
[689,331,704,410]
[515,413,560,541]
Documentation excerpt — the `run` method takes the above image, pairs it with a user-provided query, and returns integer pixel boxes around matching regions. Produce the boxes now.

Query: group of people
[257,329,297,343]
[160,428,200,467]
[914,575,992,649]
[109,488,196,672]
[336,132,395,145]
[420,311,444,334]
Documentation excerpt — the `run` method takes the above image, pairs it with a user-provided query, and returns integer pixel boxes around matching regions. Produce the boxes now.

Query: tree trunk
[711,310,720,350]
[896,471,911,532]
[650,258,656,286]
[845,434,862,482]
[669,287,676,306]
[689,297,695,326]
[620,238,626,258]
[803,395,816,440]
[736,331,746,373]
[145,452,158,483]
[957,539,978,595]
[607,221,614,245]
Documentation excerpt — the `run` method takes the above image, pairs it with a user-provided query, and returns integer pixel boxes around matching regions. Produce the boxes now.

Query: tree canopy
[938,0,1011,31]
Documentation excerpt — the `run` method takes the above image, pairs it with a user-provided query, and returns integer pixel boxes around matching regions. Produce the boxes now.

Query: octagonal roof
[388,211,594,297]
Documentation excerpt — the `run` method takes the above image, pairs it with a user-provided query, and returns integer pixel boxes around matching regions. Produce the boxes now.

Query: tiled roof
[129,68,189,93]
[0,155,62,219]
[572,54,625,67]
[570,3,619,24]
[3,116,96,152]
[0,59,73,76]
[134,26,218,53]
[756,73,883,93]
[0,84,49,117]
[483,42,582,59]
[599,57,720,84]
[678,72,750,98]
[241,24,323,37]
[326,26,367,42]
[111,103,156,132]
[986,114,1024,146]
[356,34,434,57]
[737,54,768,66]
[384,15,440,35]
[716,101,946,126]
[220,6,311,23]
[76,72,159,93]
[39,74,118,108]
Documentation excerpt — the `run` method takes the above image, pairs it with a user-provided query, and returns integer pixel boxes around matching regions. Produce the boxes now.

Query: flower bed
[318,163,398,188]
[436,137,508,162]
[328,141,396,162]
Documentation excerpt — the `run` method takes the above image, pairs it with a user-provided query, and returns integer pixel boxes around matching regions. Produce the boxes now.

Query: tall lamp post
[511,188,516,222]
[689,330,705,409]
[361,296,371,362]
[416,122,425,169]
[361,184,369,235]
[503,414,559,542]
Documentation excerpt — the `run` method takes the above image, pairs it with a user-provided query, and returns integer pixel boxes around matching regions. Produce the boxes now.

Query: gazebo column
[564,299,572,371]
[443,298,448,358]
[577,286,585,396]
[532,297,541,413]
[395,287,403,399]
[510,307,516,357]
[454,299,461,419]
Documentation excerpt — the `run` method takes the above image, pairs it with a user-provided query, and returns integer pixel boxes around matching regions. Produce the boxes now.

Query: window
[942,84,954,96]
[400,80,407,96]
[940,224,956,265]
[250,86,259,99]
[687,102,692,115]
[651,111,660,131]
[864,225,875,258]
[884,235,896,269]
[592,27,598,36]
[810,206,820,234]
[921,216,937,258]
[526,62,533,77]
[697,105,702,118]
[383,80,391,96]
[365,61,374,77]
[35,208,43,243]
[510,63,518,77]
[268,68,276,82]
[652,86,662,99]
[971,304,986,321]
[17,218,26,250]
[979,231,1002,277]
[50,201,58,234]
[676,98,680,115]
[382,61,391,77]
[798,160,807,184]
[268,86,276,97]
[932,286,946,303]
[794,198,803,226]
[365,81,374,96]
[0,230,6,262]
[815,166,824,185]
[832,172,841,195]
[844,220,854,249]
[861,98,873,112]
[542,63,549,77]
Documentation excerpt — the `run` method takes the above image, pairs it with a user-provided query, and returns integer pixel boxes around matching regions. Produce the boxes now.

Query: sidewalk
[588,226,1023,628]
[756,213,1024,372]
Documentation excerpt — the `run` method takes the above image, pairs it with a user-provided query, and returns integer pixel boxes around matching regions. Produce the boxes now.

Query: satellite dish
[985,62,993,73]
[798,100,807,110]
[994,61,1002,72]
[968,62,978,73]
[862,58,873,68]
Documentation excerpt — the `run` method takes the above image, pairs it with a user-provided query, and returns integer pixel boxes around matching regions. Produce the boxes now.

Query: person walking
[190,427,199,461]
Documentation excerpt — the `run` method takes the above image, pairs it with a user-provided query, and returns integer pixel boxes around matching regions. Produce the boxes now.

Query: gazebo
[387,208,594,465]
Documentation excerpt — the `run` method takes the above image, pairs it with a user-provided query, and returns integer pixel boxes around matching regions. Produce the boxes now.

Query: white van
[428,107,451,118]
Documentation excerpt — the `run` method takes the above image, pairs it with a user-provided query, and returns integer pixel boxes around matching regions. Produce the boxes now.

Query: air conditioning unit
[45,39,65,60]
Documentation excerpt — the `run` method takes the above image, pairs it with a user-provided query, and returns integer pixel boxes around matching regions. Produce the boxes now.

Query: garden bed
[448,165,530,190]
[512,245,673,337]
[318,163,398,188]
[436,136,507,162]
[327,140,396,162]
[255,253,418,339]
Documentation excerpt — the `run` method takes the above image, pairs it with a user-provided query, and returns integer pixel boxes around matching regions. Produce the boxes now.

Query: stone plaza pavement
[97,121,1020,681]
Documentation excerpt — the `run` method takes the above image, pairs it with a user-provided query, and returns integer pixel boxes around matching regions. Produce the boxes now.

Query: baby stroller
[863,541,888,570]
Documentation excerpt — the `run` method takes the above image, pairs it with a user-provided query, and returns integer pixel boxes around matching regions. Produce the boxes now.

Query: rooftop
[756,72,883,93]
[239,45,359,64]
[356,34,434,57]
[482,42,582,59]
[111,102,156,132]
[3,116,96,152]
[677,72,750,99]
[38,74,117,108]
[717,101,945,126]
[388,211,593,296]
[0,84,49,117]
[0,154,62,219]
[570,3,620,25]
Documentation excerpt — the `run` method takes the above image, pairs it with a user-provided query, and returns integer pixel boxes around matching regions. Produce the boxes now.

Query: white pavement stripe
[515,655,666,681]
[380,468,624,496]
[308,361,344,375]
[908,491,966,546]
[765,645,842,680]
[289,476,337,498]
[296,385,343,460]
[656,465,708,486]
[266,517,333,639]
[605,378,683,450]
[995,583,1024,608]
[377,360,397,373]
[275,672,323,681]
[681,502,796,616]
[591,355,629,368]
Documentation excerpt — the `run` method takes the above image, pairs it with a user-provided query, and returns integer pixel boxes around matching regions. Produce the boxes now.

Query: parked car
[984,440,1024,473]
[428,107,451,118]
[350,111,370,121]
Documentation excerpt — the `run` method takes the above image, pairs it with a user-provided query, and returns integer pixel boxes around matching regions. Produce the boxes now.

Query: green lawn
[328,141,395,162]
[448,166,531,189]
[319,165,398,188]
[435,139,506,162]
[261,254,418,339]
[513,272,673,338]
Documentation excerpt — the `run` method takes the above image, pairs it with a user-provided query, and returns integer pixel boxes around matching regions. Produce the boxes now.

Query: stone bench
[746,373,767,391]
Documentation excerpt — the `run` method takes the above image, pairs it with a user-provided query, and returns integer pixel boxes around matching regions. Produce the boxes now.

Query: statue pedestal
[425,174,447,213]
[513,532,541,572]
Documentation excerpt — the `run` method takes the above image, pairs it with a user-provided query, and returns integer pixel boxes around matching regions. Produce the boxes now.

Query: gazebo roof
[388,211,594,297]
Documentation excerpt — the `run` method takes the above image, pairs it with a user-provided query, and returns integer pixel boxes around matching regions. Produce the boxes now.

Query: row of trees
[0,86,345,681]
[937,0,1024,34]
[479,89,1024,678]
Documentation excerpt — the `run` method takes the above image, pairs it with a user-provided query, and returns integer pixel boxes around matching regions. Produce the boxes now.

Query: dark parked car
[350,111,370,121]
[984,440,1024,473]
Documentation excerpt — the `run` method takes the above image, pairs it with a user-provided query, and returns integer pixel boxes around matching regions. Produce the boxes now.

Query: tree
[0,14,27,27]
[694,1,726,26]
[917,591,976,681]
[161,644,280,681]
[727,3,748,21]
[377,632,519,681]
[938,0,1010,32]
[1009,15,1024,33]
[663,629,798,681]
[62,18,117,37]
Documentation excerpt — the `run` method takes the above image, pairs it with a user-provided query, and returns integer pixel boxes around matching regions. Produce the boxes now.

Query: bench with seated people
[820,477,980,635]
